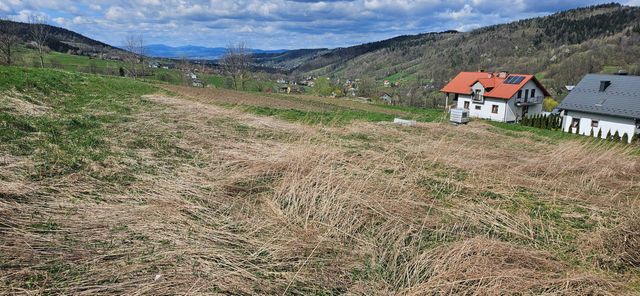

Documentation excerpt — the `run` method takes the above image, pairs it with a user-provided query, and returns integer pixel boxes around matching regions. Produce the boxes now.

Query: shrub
[543,97,560,112]
[622,133,629,144]
[613,131,621,142]
[606,130,612,141]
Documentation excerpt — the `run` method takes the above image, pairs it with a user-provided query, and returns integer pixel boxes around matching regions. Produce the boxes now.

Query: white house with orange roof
[441,72,551,123]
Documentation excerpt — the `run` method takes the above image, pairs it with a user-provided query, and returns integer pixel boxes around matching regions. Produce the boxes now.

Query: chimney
[599,81,611,92]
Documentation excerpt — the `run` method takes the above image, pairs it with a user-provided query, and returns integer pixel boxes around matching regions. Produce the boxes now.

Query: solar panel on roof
[513,76,525,84]
[504,76,524,84]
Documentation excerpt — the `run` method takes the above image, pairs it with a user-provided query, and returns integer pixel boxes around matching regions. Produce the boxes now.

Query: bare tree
[123,34,145,79]
[178,56,191,85]
[221,42,251,91]
[29,15,50,68]
[0,18,20,65]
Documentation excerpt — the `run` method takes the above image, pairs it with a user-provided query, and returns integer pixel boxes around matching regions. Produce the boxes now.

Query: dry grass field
[1,67,640,295]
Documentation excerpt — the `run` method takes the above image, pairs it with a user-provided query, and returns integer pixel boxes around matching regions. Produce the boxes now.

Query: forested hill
[254,3,640,98]
[0,20,123,56]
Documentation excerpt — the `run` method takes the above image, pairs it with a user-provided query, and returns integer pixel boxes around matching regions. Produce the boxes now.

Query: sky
[1,0,639,50]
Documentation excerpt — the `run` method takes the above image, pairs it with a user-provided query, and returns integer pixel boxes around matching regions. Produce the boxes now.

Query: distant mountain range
[142,44,288,59]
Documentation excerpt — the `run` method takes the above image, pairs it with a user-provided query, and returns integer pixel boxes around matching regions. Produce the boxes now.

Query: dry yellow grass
[1,89,639,295]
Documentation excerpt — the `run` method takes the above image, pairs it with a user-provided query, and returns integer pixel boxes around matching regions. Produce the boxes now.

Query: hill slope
[0,20,124,56]
[254,3,640,99]
[2,66,640,294]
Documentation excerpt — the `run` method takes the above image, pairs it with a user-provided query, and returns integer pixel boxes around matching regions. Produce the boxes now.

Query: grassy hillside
[255,3,640,102]
[1,66,640,294]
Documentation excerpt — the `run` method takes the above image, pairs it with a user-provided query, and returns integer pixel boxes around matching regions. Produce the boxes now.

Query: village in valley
[1,2,640,295]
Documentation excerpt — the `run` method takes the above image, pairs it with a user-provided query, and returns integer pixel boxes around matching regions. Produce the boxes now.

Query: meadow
[1,66,639,295]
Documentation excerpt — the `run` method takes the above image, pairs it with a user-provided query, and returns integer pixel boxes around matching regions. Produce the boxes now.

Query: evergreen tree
[597,129,602,139]
[589,128,594,138]
[622,133,629,144]
[606,130,612,141]
[613,131,621,142]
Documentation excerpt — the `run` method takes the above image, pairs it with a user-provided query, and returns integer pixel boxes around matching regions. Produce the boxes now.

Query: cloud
[0,0,627,49]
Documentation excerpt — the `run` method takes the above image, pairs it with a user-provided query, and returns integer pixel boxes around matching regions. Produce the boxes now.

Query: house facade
[441,72,550,123]
[558,74,640,142]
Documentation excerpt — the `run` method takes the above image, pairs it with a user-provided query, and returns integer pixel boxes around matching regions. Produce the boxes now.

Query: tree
[178,56,191,85]
[622,133,629,144]
[606,130,612,141]
[221,42,251,91]
[597,128,602,139]
[357,76,376,98]
[123,34,145,79]
[0,19,20,65]
[29,15,51,68]
[314,76,334,97]
[613,131,621,142]
[543,97,560,112]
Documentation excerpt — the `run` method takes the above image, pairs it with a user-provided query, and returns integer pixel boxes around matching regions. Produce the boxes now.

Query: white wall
[451,79,547,123]
[456,96,508,121]
[562,110,637,143]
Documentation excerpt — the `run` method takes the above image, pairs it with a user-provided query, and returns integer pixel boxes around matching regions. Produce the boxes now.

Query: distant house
[383,80,391,88]
[379,93,393,105]
[441,71,550,123]
[559,74,640,142]
[192,79,204,88]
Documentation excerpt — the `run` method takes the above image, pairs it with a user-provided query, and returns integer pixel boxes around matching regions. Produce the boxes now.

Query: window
[531,89,536,98]
[491,105,499,114]
[473,89,482,101]
[475,105,482,110]
[571,118,580,128]
[517,90,522,98]
[463,101,470,109]
[525,89,530,99]
[591,120,599,128]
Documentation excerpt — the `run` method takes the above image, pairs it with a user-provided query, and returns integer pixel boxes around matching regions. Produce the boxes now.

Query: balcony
[515,96,543,106]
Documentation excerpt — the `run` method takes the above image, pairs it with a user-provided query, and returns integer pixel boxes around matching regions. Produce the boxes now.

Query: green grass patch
[235,105,396,125]
[486,121,572,141]
[0,66,156,179]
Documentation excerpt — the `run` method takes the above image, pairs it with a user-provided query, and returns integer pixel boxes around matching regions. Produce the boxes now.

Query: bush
[543,97,560,112]
[613,131,621,142]
[606,130,612,141]
[597,129,602,139]
[622,133,629,144]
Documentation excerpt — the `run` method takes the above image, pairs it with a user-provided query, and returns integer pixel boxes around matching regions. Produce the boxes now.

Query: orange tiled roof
[441,72,550,100]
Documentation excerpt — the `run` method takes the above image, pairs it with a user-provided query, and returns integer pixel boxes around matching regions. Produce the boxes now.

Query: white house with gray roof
[559,74,640,142]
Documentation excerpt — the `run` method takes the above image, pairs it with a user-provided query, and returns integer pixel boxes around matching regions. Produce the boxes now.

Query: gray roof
[559,74,640,119]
